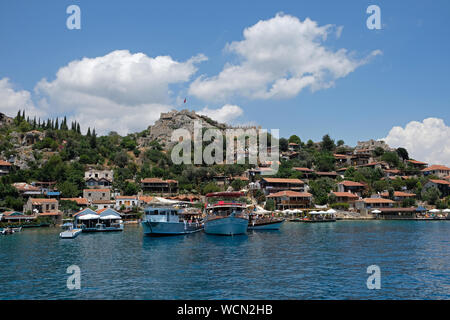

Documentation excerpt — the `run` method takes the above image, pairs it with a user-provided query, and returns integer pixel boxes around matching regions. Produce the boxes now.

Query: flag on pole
[184,98,186,103]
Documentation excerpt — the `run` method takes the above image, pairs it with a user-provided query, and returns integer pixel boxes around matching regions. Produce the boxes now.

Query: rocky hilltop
[0,112,13,128]
[139,109,257,149]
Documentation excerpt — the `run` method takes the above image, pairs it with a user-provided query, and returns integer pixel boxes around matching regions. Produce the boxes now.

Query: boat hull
[59,229,82,239]
[142,221,203,236]
[204,216,248,236]
[302,219,336,223]
[248,220,284,230]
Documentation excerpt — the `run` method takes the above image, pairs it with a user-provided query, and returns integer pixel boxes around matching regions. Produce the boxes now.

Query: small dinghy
[59,223,82,239]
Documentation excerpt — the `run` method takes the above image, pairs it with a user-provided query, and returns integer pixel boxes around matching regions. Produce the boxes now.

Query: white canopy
[78,214,100,220]
[292,209,303,213]
[255,206,271,214]
[326,209,337,214]
[100,215,120,220]
[442,209,450,213]
[429,209,440,213]
[371,210,382,214]
[153,197,179,204]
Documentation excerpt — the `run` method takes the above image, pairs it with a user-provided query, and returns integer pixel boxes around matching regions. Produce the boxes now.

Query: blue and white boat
[204,192,249,236]
[247,206,284,230]
[142,207,203,236]
[59,223,82,239]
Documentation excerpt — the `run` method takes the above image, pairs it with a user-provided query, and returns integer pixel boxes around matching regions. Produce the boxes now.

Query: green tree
[321,134,335,152]
[265,198,275,211]
[288,135,301,145]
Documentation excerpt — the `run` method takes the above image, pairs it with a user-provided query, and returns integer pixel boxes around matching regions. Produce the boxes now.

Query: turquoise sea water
[0,221,449,300]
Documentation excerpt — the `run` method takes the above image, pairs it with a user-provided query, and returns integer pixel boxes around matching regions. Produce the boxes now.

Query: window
[102,193,105,197]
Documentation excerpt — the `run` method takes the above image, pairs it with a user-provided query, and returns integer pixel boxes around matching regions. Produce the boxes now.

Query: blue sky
[0,0,449,164]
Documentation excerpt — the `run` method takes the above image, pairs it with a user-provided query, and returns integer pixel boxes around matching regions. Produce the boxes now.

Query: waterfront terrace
[141,178,178,194]
[259,178,305,195]
[267,190,313,209]
[337,180,366,196]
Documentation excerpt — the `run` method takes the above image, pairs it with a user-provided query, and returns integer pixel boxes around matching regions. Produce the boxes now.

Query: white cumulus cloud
[0,78,42,117]
[197,104,244,124]
[382,118,450,167]
[34,50,207,135]
[189,13,381,102]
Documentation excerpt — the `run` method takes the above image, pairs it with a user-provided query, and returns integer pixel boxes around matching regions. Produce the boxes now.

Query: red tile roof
[380,191,416,197]
[30,198,58,204]
[138,196,154,203]
[315,171,338,176]
[407,159,428,165]
[0,160,11,166]
[261,178,304,184]
[267,190,312,198]
[61,198,89,205]
[38,212,61,216]
[332,191,359,199]
[141,178,165,183]
[293,167,314,172]
[361,198,395,204]
[421,165,450,172]
[83,189,110,193]
[115,195,137,200]
[429,179,450,185]
[339,180,366,187]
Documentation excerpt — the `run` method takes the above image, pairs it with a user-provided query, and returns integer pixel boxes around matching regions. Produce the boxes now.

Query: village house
[337,180,366,197]
[23,198,61,223]
[350,149,373,166]
[267,190,313,209]
[92,200,115,209]
[423,179,450,197]
[355,198,395,216]
[331,191,359,207]
[259,178,306,195]
[84,168,114,188]
[1,211,36,224]
[406,159,428,170]
[421,165,450,179]
[376,207,417,219]
[0,160,12,176]
[23,198,59,214]
[288,143,300,152]
[141,178,178,194]
[333,154,349,167]
[83,188,111,203]
[380,191,416,203]
[12,182,42,197]
[115,195,139,210]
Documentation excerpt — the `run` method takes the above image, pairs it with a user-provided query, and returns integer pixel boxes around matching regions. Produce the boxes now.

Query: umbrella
[429,209,440,213]
[326,209,337,214]
[371,210,382,214]
[442,209,450,213]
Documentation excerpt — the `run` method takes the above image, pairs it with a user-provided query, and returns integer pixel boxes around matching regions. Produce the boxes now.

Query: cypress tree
[76,123,81,134]
[55,118,59,130]
[87,127,91,137]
